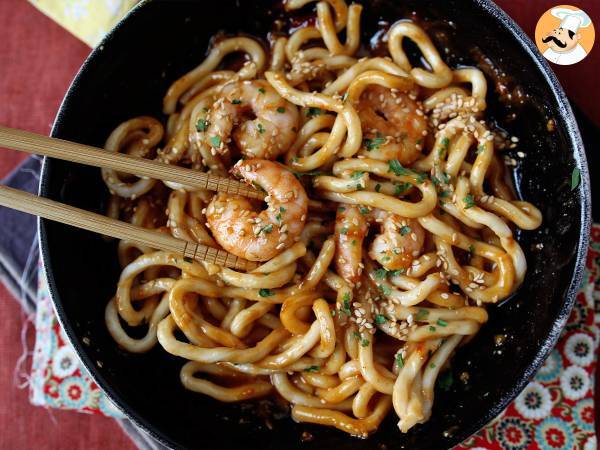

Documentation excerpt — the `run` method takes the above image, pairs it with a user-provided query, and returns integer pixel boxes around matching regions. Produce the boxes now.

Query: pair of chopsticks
[0,126,262,270]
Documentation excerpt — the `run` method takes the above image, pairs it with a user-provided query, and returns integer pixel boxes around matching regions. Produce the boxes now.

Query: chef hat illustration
[551,7,592,34]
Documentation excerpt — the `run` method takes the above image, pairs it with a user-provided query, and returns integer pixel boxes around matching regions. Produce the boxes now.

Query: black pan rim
[38,0,592,448]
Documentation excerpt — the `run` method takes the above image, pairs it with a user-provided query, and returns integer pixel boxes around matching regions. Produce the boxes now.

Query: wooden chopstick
[0,185,258,271]
[0,125,265,200]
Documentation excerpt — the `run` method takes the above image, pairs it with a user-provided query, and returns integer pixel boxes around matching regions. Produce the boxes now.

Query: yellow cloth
[29,0,140,47]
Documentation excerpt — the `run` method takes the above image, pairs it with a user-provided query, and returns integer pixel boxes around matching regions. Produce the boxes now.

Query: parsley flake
[437,319,448,327]
[463,194,476,209]
[364,136,385,151]
[306,107,322,117]
[258,87,266,94]
[394,182,411,196]
[374,315,387,324]
[395,353,404,368]
[437,370,454,391]
[257,123,266,134]
[361,339,370,347]
[388,159,412,177]
[209,136,221,147]
[195,118,209,132]
[399,225,411,236]
[571,167,580,190]
[259,288,274,297]
[277,106,285,113]
[304,365,319,372]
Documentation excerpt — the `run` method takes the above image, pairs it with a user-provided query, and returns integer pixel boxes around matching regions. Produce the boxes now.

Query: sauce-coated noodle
[103,1,541,437]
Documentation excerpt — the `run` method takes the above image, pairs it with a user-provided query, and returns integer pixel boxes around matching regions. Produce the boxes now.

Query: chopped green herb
[441,137,450,147]
[388,159,412,177]
[351,239,357,246]
[364,136,385,151]
[416,172,428,184]
[342,293,351,315]
[439,190,451,198]
[351,171,364,179]
[437,370,454,391]
[416,138,423,145]
[195,118,210,132]
[259,288,274,297]
[441,172,451,184]
[202,107,209,112]
[415,308,429,320]
[304,365,320,372]
[359,206,369,215]
[257,123,266,134]
[378,284,391,296]
[388,269,404,276]
[375,183,381,192]
[277,106,286,113]
[429,325,437,332]
[306,107,322,117]
[353,331,361,339]
[571,167,580,190]
[337,206,346,213]
[394,182,411,196]
[256,223,273,235]
[431,175,441,186]
[468,244,475,258]
[231,99,242,105]
[340,226,349,235]
[361,339,370,347]
[399,225,411,236]
[395,353,404,368]
[392,247,401,255]
[183,256,193,263]
[430,363,436,369]
[275,213,282,221]
[381,255,391,262]
[374,314,387,324]
[437,319,448,327]
[209,136,221,147]
[258,87,266,94]
[463,194,476,209]
[280,206,286,213]
[374,268,388,280]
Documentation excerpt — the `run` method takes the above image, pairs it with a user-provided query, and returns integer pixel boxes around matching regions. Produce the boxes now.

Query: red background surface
[0,0,597,448]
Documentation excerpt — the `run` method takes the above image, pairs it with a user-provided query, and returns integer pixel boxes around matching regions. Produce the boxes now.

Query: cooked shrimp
[202,80,299,160]
[205,159,308,261]
[334,205,368,285]
[368,212,425,271]
[357,85,427,165]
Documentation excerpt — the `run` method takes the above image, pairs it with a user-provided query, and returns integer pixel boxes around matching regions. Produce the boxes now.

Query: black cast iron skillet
[39,0,591,448]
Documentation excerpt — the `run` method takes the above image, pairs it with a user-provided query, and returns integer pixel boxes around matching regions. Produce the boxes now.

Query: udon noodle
[103,0,542,437]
